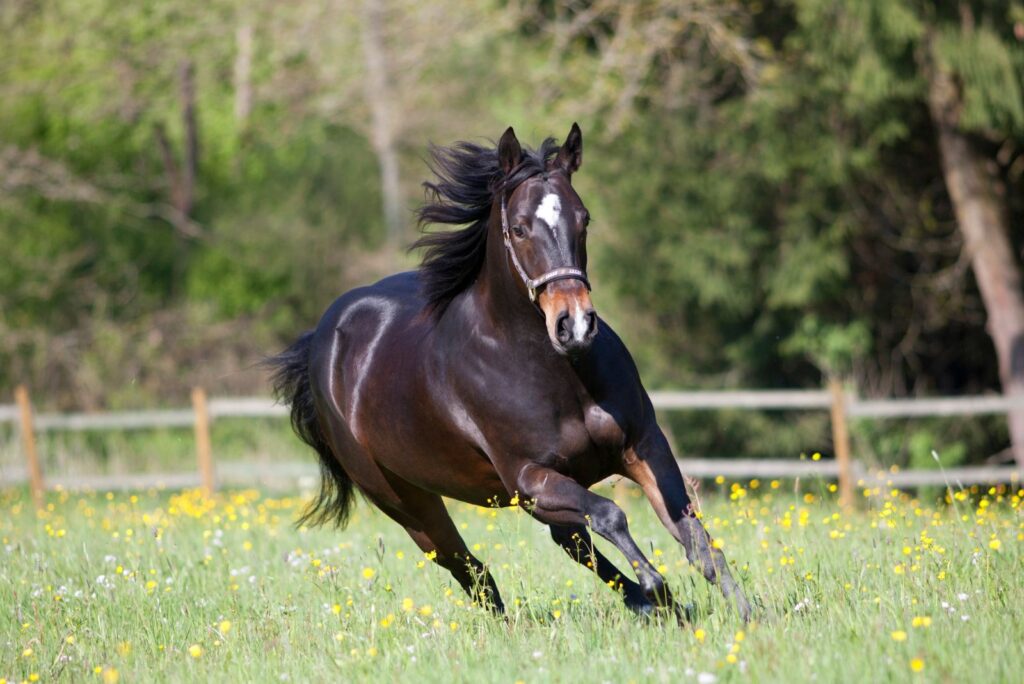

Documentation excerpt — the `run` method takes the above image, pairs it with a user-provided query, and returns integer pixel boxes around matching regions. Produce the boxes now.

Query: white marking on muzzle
[570,302,590,343]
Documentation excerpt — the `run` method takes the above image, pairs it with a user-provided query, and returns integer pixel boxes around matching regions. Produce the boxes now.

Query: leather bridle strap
[500,194,590,302]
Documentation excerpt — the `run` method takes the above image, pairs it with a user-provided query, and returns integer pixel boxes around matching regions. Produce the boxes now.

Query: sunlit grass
[1,479,1020,682]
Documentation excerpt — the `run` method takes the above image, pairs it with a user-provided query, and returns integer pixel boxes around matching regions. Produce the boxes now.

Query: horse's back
[307,271,427,433]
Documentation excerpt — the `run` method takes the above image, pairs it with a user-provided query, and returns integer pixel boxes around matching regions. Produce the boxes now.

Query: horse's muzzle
[538,281,598,355]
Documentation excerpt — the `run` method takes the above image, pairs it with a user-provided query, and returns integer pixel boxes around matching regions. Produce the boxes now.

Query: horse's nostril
[556,312,571,343]
[585,311,598,339]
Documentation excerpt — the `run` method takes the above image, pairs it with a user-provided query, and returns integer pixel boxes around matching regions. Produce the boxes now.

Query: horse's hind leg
[311,403,503,611]
[549,524,654,615]
[362,477,505,613]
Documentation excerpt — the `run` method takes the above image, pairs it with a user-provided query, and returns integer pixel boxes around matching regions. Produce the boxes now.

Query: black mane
[413,137,559,314]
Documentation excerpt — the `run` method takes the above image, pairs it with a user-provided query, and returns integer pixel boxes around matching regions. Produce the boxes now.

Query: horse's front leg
[624,428,753,621]
[514,462,674,608]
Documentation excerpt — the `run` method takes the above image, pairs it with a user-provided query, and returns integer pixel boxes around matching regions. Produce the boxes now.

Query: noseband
[500,194,591,302]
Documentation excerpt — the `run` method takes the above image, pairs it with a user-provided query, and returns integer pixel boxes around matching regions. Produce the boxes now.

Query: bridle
[500,192,591,303]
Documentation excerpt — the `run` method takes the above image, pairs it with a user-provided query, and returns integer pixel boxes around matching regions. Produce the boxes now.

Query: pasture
[1,479,1020,683]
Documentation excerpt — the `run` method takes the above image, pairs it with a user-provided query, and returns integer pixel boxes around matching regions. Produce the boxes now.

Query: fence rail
[2,384,1022,507]
[9,392,1024,432]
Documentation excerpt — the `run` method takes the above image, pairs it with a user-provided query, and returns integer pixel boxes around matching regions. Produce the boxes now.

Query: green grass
[0,480,1020,683]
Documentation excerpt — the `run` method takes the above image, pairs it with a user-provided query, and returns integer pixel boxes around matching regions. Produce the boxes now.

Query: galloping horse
[268,124,751,619]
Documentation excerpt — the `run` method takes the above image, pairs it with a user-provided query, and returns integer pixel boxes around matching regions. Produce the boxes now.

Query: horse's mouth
[538,283,598,355]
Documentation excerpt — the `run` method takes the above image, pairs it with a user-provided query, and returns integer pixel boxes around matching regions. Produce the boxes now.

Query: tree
[920,4,1024,468]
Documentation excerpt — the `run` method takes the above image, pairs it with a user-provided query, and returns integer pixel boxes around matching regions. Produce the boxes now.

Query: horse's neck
[467,218,550,347]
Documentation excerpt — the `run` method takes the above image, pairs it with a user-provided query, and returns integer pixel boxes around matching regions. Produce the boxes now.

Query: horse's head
[498,123,597,355]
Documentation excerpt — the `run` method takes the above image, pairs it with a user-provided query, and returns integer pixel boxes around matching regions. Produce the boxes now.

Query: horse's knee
[587,499,628,538]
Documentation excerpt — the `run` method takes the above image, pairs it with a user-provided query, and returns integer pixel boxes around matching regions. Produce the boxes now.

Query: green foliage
[782,318,871,378]
[2,0,1022,464]
[936,25,1024,134]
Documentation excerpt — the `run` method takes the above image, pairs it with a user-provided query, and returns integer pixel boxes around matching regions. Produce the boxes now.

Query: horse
[267,123,752,620]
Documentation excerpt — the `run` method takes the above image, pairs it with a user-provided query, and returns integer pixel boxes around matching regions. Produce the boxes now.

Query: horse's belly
[380,440,510,507]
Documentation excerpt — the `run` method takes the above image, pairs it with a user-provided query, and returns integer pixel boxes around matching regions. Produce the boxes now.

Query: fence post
[191,387,215,495]
[14,385,45,510]
[828,378,854,508]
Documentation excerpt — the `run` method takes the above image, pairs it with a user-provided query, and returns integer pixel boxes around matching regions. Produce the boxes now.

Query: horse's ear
[555,122,583,175]
[498,127,522,176]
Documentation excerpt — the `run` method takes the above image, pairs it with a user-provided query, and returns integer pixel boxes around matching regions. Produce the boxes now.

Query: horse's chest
[544,403,625,480]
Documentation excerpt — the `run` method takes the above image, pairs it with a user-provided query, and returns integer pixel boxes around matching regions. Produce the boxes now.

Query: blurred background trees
[2,0,1022,467]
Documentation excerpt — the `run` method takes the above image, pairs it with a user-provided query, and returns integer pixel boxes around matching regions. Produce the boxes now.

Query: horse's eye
[512,224,526,238]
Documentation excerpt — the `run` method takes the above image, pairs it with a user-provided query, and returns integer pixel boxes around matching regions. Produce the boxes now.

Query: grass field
[1,477,1021,683]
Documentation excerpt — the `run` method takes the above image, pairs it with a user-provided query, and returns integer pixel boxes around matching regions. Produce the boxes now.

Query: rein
[500,193,590,303]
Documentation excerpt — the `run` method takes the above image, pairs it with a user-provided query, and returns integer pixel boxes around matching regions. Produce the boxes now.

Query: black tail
[265,331,355,528]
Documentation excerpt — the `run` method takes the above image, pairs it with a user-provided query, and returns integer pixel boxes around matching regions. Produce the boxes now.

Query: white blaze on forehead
[535,193,561,228]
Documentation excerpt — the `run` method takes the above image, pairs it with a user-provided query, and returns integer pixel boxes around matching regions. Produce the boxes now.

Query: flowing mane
[413,137,559,314]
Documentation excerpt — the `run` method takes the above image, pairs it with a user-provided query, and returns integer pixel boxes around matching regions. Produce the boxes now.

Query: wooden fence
[2,382,1022,509]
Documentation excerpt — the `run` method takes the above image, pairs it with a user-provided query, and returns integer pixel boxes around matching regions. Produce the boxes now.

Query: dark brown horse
[268,124,751,620]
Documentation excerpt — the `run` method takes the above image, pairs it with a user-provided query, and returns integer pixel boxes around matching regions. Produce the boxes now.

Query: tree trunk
[154,60,201,295]
[179,60,199,218]
[234,24,254,126]
[925,37,1024,470]
[361,0,403,246]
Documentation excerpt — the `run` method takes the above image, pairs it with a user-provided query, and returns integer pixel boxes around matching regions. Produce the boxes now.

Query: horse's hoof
[735,595,753,623]
[625,597,656,618]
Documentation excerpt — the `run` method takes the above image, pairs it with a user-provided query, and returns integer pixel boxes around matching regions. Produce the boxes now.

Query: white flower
[698,673,718,684]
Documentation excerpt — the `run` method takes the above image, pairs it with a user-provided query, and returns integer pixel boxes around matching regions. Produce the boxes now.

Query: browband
[500,195,591,302]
